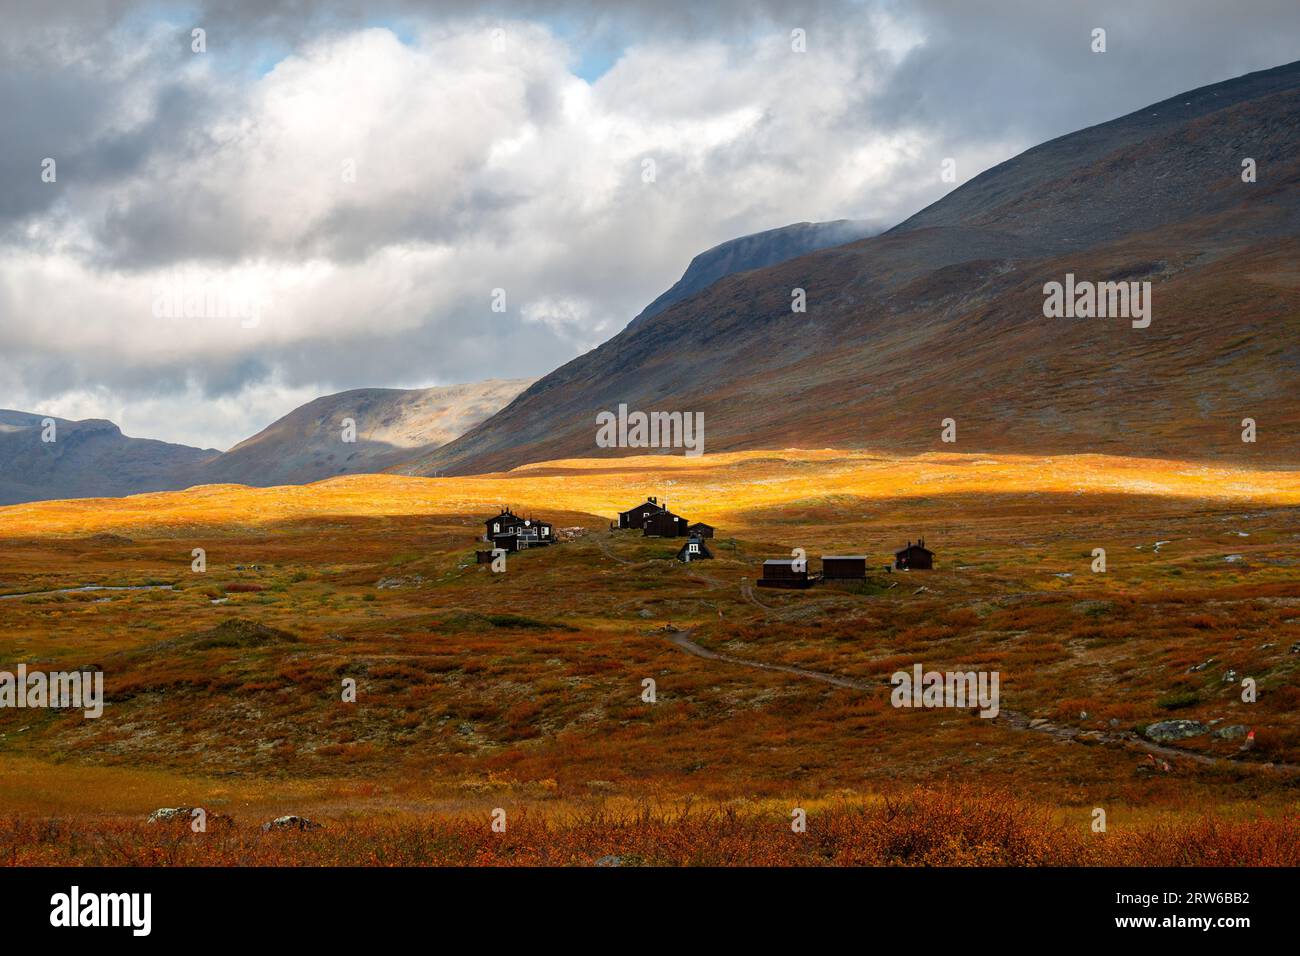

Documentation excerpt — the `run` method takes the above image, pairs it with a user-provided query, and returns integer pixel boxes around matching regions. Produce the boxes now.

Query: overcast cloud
[1,0,1297,449]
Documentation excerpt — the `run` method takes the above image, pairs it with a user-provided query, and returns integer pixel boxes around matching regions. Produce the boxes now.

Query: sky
[2,0,1298,450]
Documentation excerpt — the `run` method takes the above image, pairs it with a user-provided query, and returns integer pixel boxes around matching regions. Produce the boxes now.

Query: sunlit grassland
[1,448,1298,864]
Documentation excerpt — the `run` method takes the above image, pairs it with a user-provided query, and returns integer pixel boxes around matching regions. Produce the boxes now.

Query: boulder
[1143,719,1209,743]
[261,815,323,832]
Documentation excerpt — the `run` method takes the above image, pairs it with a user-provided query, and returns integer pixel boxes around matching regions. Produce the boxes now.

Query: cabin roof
[895,544,934,556]
[763,559,801,567]
[619,499,665,515]
[822,555,867,560]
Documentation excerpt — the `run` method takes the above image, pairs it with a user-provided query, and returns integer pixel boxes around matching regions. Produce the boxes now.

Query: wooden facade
[822,555,867,580]
[618,497,666,529]
[757,559,816,589]
[643,510,690,537]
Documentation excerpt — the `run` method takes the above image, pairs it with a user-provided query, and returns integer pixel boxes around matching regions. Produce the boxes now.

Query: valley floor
[1,449,1298,865]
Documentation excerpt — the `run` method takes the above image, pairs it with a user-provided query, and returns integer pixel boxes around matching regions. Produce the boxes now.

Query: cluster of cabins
[758,537,934,588]
[616,497,716,563]
[477,499,935,581]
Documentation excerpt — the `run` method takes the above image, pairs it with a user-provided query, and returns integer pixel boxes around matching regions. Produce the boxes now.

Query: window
[690,544,698,553]
[493,522,499,533]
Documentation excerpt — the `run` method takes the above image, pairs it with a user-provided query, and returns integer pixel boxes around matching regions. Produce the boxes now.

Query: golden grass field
[1,448,1298,864]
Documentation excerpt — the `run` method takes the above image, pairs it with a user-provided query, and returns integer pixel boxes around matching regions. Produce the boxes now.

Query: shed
[677,535,713,562]
[822,555,867,580]
[757,559,815,589]
[688,522,715,539]
[894,538,934,570]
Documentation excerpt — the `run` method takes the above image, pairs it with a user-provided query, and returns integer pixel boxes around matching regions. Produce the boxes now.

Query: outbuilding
[677,534,713,562]
[757,559,816,589]
[822,555,868,581]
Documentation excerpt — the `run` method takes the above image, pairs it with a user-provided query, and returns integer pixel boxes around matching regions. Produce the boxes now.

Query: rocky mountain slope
[196,379,532,487]
[401,60,1300,477]
[628,219,878,330]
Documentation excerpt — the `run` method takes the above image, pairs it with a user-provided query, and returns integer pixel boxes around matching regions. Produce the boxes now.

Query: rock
[261,815,322,832]
[1143,719,1209,743]
[594,855,623,867]
[1222,670,1238,683]
[1028,718,1050,729]
[1079,711,1088,720]
[1212,724,1249,740]
[148,806,196,823]
[1290,642,1300,655]
[1109,718,1120,728]
[1186,658,1215,673]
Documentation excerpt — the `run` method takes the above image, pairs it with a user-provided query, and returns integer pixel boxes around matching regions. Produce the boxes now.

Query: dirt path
[656,626,1299,775]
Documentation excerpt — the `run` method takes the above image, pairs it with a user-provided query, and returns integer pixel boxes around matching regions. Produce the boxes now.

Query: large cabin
[482,508,555,552]
[618,497,666,529]
[894,538,934,570]
[643,510,690,537]
[484,507,525,541]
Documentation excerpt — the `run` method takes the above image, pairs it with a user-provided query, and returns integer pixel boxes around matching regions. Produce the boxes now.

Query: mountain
[0,411,217,506]
[627,219,879,330]
[0,379,532,504]
[401,60,1300,477]
[196,379,532,487]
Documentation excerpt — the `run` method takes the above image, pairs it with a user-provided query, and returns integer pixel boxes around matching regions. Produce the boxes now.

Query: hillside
[0,411,217,506]
[627,219,878,330]
[401,60,1300,477]
[195,378,532,487]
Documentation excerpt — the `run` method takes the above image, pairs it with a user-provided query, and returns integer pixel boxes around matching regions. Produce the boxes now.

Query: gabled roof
[620,499,666,515]
[895,543,934,556]
[822,554,867,560]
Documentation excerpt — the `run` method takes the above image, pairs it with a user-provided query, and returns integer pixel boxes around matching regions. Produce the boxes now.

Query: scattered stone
[1109,718,1120,728]
[148,807,196,823]
[1079,711,1088,720]
[261,815,322,832]
[1213,724,1249,740]
[1143,719,1209,743]
[1290,642,1300,655]
[1224,554,1243,563]
[594,855,623,867]
[1028,718,1050,729]
[1186,658,1215,673]
[1222,669,1238,683]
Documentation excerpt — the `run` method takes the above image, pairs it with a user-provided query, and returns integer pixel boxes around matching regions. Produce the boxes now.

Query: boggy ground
[0,449,1297,865]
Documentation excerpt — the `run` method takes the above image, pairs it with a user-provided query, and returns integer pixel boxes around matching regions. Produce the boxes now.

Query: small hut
[757,559,815,589]
[822,555,867,581]
[894,538,934,570]
[677,534,713,562]
[687,522,715,539]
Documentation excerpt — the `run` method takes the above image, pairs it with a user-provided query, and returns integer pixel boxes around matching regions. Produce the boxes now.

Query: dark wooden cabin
[677,534,713,562]
[894,538,934,570]
[484,507,525,541]
[618,497,666,529]
[822,555,867,581]
[757,559,816,589]
[643,510,690,537]
[688,522,715,539]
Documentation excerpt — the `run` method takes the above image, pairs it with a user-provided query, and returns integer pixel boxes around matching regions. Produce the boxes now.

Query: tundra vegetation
[0,449,1298,865]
